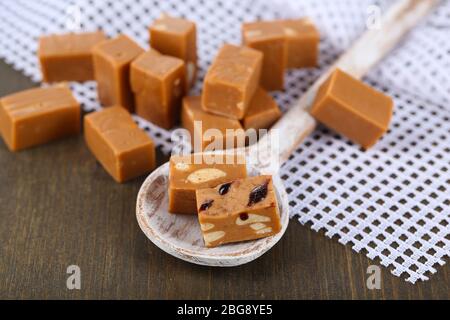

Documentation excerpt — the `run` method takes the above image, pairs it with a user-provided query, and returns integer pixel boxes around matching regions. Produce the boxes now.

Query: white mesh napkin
[0,0,448,284]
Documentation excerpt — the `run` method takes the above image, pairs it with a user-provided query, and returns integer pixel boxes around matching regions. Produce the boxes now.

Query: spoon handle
[249,0,439,168]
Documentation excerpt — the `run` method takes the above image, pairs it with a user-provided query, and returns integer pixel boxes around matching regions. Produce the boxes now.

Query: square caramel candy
[130,50,185,129]
[242,21,287,91]
[0,86,80,152]
[38,31,106,82]
[92,34,144,112]
[168,153,247,214]
[311,68,394,149]
[149,14,197,89]
[84,106,155,183]
[196,175,281,247]
[202,44,262,120]
[280,18,320,68]
[181,96,245,151]
[242,88,282,131]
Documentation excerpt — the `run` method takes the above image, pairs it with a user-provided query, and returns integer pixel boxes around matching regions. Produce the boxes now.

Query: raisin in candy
[195,175,281,247]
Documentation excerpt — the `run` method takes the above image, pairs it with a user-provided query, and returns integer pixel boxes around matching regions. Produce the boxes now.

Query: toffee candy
[149,15,197,89]
[38,31,106,82]
[280,18,320,68]
[311,68,394,149]
[242,21,287,91]
[181,96,245,151]
[131,50,185,129]
[202,44,262,120]
[92,34,144,112]
[241,88,282,131]
[0,86,80,152]
[196,175,281,247]
[84,106,155,183]
[168,153,247,214]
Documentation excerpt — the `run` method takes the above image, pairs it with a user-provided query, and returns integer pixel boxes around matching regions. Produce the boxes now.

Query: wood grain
[0,62,448,299]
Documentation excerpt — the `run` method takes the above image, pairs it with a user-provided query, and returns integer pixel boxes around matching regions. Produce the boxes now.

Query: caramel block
[242,21,286,91]
[149,15,197,88]
[92,35,144,111]
[202,44,262,120]
[130,50,185,129]
[181,96,245,151]
[280,18,320,68]
[311,69,394,149]
[169,153,247,214]
[84,106,155,183]
[242,88,282,131]
[0,86,80,151]
[38,31,106,82]
[196,175,281,247]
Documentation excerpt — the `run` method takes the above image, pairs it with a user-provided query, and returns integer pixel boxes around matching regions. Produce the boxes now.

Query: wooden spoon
[136,0,438,266]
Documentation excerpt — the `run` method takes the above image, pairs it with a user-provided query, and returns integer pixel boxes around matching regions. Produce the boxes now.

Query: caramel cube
[38,31,106,82]
[149,15,197,89]
[202,44,262,120]
[0,86,80,151]
[130,50,185,129]
[181,96,245,151]
[280,18,320,68]
[242,21,286,91]
[242,88,282,131]
[169,153,247,214]
[311,69,394,149]
[84,106,155,183]
[92,35,144,112]
[196,175,281,247]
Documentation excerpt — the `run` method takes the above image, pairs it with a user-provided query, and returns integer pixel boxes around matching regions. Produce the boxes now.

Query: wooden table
[0,61,448,300]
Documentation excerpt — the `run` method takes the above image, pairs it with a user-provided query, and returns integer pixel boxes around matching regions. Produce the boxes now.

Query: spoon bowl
[136,162,290,266]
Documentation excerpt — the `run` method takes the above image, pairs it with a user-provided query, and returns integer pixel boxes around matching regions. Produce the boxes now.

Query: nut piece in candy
[236,213,271,226]
[200,223,215,231]
[250,222,266,231]
[187,168,226,184]
[175,162,190,171]
[203,231,225,245]
[256,227,272,234]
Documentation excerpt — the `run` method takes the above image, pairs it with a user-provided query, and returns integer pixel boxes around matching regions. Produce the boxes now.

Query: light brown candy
[149,15,197,89]
[181,96,245,151]
[38,31,106,82]
[202,44,262,120]
[130,50,185,129]
[311,68,393,149]
[196,175,281,247]
[242,88,282,131]
[84,106,155,183]
[0,86,80,152]
[168,153,247,214]
[92,34,144,112]
[280,18,320,68]
[242,21,287,91]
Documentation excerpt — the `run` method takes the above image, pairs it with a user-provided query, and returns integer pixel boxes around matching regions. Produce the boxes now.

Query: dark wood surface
[0,61,448,300]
